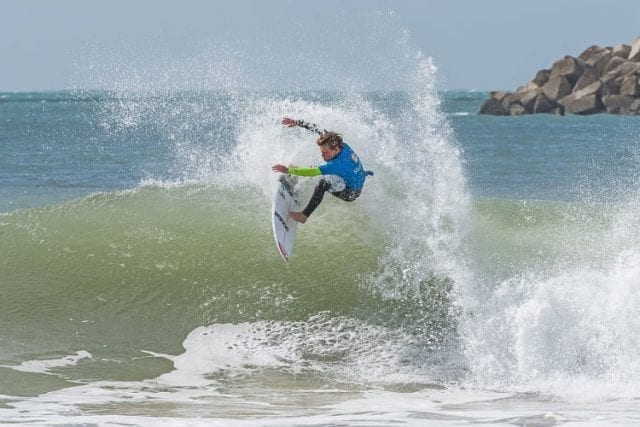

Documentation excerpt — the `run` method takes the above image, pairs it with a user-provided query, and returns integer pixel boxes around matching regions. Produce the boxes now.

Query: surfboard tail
[277,241,289,261]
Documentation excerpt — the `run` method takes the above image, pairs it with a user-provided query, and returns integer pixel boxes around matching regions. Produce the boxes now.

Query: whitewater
[3,49,640,425]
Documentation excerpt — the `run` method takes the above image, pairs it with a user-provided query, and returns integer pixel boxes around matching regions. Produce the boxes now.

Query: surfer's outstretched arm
[272,164,322,177]
[282,117,324,135]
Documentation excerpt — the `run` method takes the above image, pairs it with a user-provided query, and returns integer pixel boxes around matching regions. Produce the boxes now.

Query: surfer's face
[319,145,340,161]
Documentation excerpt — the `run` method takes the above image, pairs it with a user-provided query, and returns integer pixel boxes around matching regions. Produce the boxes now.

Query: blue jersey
[319,143,368,190]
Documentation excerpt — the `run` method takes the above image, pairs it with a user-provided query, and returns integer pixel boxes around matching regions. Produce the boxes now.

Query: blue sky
[2,0,639,91]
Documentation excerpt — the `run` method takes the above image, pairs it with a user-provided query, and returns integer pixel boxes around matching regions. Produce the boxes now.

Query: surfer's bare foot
[289,211,307,224]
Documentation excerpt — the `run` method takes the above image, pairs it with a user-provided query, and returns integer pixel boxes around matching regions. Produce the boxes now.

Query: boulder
[573,80,603,99]
[610,61,640,80]
[532,93,558,114]
[629,37,640,62]
[603,56,627,74]
[509,103,527,115]
[532,69,551,87]
[573,66,600,92]
[600,73,621,96]
[516,81,539,94]
[516,88,541,111]
[561,94,603,115]
[479,98,508,115]
[579,45,603,61]
[549,56,584,85]
[612,44,631,59]
[585,50,612,74]
[629,99,640,114]
[490,91,509,102]
[501,93,519,109]
[620,75,640,96]
[559,81,604,115]
[579,45,612,74]
[602,94,636,113]
[578,45,599,60]
[542,75,573,100]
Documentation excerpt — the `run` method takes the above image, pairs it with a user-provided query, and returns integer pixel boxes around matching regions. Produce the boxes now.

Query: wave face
[0,56,474,409]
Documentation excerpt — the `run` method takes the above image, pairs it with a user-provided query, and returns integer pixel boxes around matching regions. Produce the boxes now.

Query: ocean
[2,59,640,425]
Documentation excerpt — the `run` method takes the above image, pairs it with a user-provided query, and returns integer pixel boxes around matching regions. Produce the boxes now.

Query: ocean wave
[0,183,458,357]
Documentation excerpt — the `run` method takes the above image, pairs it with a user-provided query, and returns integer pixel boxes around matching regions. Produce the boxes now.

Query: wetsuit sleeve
[295,120,325,135]
[288,166,322,177]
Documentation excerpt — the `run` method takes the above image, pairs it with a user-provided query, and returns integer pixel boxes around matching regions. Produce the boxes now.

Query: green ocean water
[0,183,457,392]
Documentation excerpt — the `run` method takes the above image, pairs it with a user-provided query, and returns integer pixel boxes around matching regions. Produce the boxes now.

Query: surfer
[272,117,373,224]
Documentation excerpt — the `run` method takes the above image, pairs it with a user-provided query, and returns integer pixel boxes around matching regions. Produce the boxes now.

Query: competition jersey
[319,143,367,191]
[292,120,373,191]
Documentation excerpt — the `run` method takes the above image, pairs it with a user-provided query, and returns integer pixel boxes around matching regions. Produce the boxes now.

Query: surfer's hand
[282,117,297,127]
[272,164,289,174]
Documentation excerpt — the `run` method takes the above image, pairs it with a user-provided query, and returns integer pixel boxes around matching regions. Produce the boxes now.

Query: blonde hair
[316,131,343,150]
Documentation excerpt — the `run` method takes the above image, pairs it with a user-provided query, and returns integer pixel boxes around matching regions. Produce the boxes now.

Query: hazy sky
[2,0,639,91]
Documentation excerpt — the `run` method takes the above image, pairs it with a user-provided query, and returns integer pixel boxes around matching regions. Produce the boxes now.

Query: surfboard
[272,175,300,261]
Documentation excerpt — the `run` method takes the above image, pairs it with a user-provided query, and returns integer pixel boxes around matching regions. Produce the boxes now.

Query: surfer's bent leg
[302,179,332,217]
[302,177,360,218]
[332,188,361,202]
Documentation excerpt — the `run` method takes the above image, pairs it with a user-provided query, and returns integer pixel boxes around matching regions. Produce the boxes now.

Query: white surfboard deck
[272,175,301,261]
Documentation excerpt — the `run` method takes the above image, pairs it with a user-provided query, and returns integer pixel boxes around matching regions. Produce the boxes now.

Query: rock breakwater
[480,37,640,115]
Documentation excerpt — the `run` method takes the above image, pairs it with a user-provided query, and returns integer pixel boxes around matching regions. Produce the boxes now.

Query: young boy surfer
[272,117,373,224]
